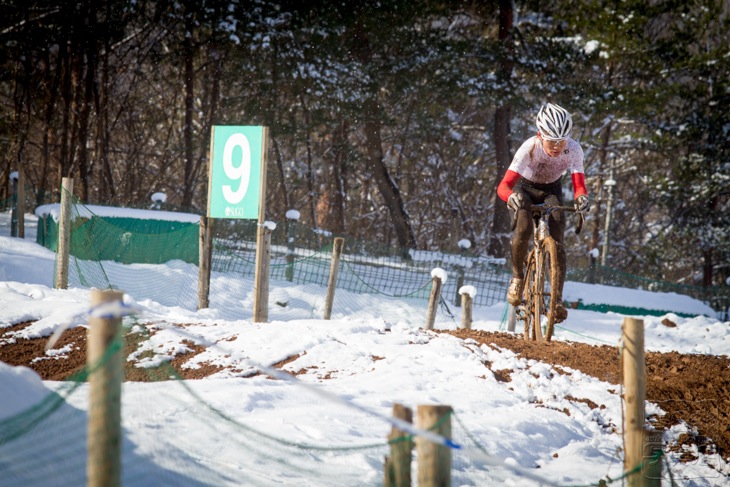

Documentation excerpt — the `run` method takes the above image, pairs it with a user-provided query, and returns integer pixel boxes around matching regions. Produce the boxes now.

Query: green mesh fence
[568,266,729,319]
[35,192,727,320]
[38,208,199,264]
[37,195,506,323]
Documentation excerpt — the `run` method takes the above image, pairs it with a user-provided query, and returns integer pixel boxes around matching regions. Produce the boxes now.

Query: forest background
[0,0,728,290]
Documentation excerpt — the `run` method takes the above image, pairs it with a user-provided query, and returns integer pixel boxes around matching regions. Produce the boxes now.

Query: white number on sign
[222,133,251,204]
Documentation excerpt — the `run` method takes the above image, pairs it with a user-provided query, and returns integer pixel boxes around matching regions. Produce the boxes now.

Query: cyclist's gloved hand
[576,195,590,212]
[508,192,524,212]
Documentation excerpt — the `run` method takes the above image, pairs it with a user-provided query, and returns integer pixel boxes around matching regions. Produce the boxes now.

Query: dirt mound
[444,329,730,459]
[2,323,729,460]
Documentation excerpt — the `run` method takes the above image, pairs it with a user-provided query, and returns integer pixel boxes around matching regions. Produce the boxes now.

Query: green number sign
[207,126,265,219]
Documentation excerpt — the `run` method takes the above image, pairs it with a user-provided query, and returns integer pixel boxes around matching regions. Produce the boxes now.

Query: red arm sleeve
[571,173,588,198]
[497,170,521,202]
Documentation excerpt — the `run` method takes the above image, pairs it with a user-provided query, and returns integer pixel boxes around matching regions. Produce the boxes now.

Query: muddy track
[2,323,728,460]
[444,329,730,459]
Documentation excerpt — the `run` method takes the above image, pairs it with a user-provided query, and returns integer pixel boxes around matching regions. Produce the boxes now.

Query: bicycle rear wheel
[540,237,561,342]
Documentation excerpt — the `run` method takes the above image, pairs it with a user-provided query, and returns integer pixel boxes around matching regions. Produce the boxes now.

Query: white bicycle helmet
[536,103,573,140]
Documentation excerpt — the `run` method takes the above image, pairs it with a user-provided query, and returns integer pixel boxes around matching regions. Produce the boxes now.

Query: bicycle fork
[516,217,551,336]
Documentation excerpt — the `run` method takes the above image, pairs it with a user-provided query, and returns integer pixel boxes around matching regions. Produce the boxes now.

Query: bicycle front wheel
[522,250,539,340]
[539,237,561,342]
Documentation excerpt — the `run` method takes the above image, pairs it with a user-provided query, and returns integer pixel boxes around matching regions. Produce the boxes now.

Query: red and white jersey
[497,135,588,202]
[508,136,584,185]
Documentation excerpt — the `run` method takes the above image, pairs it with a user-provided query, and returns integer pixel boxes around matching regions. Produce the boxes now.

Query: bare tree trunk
[272,138,290,211]
[488,0,514,258]
[317,120,348,234]
[192,47,224,211]
[330,120,348,234]
[267,37,291,217]
[97,1,115,203]
[590,122,612,282]
[316,191,329,229]
[76,10,97,203]
[299,94,318,228]
[68,42,84,191]
[13,39,32,210]
[59,42,72,187]
[362,97,416,248]
[702,249,713,287]
[181,12,196,208]
[352,22,416,249]
[355,173,372,238]
[702,194,719,287]
[39,43,63,206]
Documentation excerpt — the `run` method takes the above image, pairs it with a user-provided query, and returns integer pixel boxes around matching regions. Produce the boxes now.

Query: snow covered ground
[1,210,728,486]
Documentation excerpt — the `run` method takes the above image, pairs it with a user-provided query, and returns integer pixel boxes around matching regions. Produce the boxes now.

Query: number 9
[222,133,251,204]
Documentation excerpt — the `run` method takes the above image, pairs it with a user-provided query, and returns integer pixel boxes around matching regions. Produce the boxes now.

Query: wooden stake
[253,127,270,323]
[253,227,271,322]
[425,276,443,330]
[622,317,646,486]
[323,237,345,320]
[198,216,214,309]
[416,405,452,487]
[384,403,413,487]
[460,292,472,329]
[55,177,73,289]
[87,289,124,487]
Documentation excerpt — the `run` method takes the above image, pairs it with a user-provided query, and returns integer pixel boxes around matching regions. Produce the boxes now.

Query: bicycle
[512,202,585,342]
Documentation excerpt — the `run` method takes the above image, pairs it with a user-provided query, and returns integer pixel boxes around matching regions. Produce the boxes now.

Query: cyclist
[497,103,590,322]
